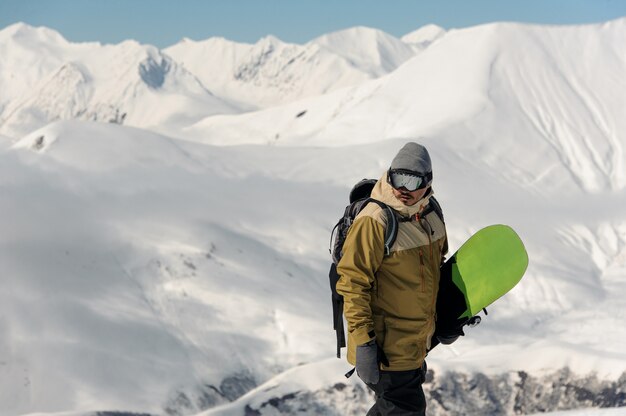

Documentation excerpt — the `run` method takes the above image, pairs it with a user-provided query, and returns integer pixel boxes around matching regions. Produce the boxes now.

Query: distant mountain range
[0,22,445,138]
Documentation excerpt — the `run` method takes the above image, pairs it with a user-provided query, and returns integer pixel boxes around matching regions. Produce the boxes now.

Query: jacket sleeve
[335,215,385,346]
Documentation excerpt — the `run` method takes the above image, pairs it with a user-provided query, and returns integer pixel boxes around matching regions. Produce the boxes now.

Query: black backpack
[328,178,446,358]
[328,179,399,358]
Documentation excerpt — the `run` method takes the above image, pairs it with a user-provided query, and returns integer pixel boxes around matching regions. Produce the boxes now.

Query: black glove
[356,340,380,384]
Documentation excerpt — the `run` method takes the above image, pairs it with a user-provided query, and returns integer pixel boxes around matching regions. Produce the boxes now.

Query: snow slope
[3,117,625,415]
[1,17,625,416]
[183,19,626,193]
[2,120,386,414]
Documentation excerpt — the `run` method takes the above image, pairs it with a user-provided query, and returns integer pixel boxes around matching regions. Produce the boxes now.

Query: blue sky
[1,0,625,47]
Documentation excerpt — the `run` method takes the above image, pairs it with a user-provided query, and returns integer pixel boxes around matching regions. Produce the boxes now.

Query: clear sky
[1,0,625,47]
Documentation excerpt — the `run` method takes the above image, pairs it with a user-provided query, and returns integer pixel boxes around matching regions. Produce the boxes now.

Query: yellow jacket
[336,173,447,371]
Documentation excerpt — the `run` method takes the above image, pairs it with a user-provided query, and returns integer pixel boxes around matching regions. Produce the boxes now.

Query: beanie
[390,142,432,174]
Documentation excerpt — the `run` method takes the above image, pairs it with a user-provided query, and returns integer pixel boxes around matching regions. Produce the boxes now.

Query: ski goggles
[387,169,432,192]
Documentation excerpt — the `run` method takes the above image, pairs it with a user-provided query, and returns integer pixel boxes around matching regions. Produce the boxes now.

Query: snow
[164,26,419,110]
[1,17,625,416]
[0,23,237,139]
[401,24,446,47]
[310,26,418,73]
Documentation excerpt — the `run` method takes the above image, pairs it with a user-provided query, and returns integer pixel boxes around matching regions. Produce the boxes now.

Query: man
[336,142,447,415]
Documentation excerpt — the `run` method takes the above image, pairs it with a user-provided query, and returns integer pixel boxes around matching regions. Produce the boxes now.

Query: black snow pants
[365,366,427,416]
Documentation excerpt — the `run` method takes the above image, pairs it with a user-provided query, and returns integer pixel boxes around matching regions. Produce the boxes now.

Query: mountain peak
[310,25,416,74]
[166,35,252,51]
[0,21,68,44]
[401,24,446,46]
[255,34,285,47]
[311,25,398,46]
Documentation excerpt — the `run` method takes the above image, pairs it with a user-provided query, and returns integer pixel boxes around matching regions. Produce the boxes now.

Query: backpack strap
[329,262,346,358]
[329,218,343,258]
[422,196,445,224]
[363,198,399,256]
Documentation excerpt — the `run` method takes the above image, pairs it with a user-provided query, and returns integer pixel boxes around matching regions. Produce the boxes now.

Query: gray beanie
[390,142,432,174]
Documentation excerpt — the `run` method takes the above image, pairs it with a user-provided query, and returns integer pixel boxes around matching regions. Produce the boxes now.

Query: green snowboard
[431,224,529,349]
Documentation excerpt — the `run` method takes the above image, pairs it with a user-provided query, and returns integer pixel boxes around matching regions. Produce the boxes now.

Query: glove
[356,339,380,384]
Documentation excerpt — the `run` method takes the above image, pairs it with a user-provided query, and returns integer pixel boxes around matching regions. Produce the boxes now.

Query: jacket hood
[371,172,432,218]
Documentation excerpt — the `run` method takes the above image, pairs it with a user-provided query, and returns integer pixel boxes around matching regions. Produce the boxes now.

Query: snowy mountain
[1,17,626,416]
[401,24,446,49]
[0,23,238,138]
[182,18,626,194]
[0,23,437,138]
[164,26,420,109]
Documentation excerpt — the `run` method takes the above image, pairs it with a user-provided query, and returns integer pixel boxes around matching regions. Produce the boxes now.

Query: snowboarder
[336,142,448,415]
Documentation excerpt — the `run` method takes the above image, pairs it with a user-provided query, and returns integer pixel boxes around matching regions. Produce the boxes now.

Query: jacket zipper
[419,250,425,293]
[417,218,431,295]
[426,216,439,319]
[421,215,439,320]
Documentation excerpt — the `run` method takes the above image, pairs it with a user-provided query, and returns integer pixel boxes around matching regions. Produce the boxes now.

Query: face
[392,186,429,206]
